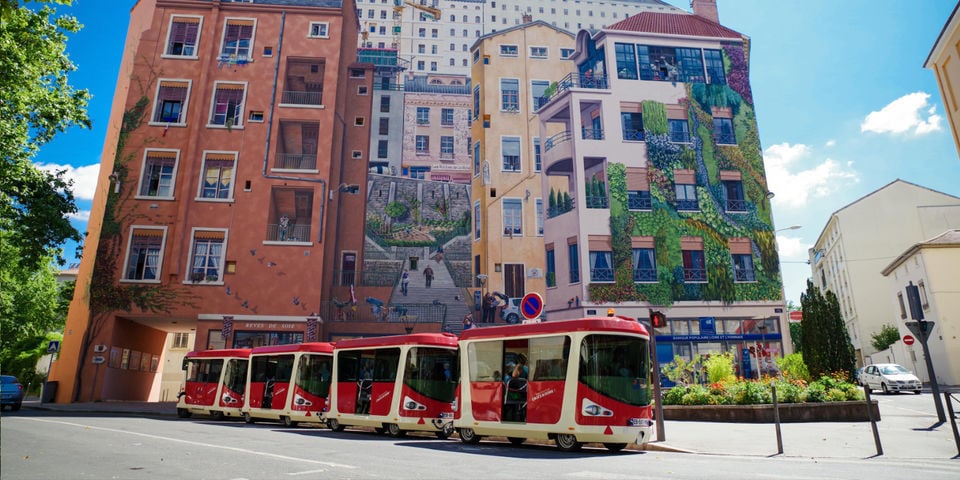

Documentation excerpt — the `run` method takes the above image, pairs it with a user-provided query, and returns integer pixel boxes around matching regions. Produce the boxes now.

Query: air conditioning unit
[93,344,107,353]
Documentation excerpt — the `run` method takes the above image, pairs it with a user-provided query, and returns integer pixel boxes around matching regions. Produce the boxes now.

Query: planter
[663,400,880,423]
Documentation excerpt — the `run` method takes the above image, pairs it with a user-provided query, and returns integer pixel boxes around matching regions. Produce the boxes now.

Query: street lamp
[774,225,801,233]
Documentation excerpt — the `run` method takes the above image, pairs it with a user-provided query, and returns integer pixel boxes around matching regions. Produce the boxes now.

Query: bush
[662,386,687,405]
[801,382,826,403]
[728,380,772,405]
[771,380,804,404]
[704,352,736,384]
[776,353,810,382]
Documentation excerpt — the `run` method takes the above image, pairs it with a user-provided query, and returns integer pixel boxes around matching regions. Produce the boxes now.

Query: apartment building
[533,0,789,377]
[926,2,960,159]
[808,180,960,366]
[51,0,378,402]
[470,20,576,300]
[401,73,474,182]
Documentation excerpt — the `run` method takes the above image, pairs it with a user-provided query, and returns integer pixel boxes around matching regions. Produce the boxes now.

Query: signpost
[905,318,945,422]
[519,292,544,320]
[41,340,61,405]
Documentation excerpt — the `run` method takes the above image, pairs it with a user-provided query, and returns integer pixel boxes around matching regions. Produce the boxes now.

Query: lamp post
[476,274,487,316]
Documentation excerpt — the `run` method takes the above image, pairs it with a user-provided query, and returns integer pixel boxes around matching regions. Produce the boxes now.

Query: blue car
[1,375,24,411]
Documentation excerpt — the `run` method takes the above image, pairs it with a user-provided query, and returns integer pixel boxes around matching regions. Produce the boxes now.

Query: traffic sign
[47,340,61,354]
[905,321,935,342]
[520,292,544,319]
[903,335,915,346]
[788,311,803,321]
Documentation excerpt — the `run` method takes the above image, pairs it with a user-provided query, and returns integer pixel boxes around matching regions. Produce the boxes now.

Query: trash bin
[42,381,58,403]
[409,256,419,270]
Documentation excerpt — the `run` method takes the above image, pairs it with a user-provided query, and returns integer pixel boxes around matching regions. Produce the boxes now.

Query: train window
[529,336,570,381]
[296,354,331,397]
[373,348,401,382]
[579,335,650,406]
[337,351,361,382]
[224,359,247,394]
[467,341,504,382]
[274,355,295,382]
[404,347,458,402]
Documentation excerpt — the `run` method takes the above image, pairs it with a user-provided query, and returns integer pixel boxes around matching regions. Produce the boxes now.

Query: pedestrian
[463,312,474,331]
[435,245,444,263]
[400,269,409,295]
[423,265,434,287]
[482,292,495,323]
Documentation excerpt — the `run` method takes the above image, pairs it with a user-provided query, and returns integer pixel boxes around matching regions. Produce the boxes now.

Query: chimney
[522,13,533,24]
[690,0,719,24]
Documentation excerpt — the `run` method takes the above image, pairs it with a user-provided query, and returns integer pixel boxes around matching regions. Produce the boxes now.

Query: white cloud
[68,210,91,222]
[860,92,942,135]
[35,162,100,201]
[775,235,808,260]
[824,139,836,147]
[763,143,859,209]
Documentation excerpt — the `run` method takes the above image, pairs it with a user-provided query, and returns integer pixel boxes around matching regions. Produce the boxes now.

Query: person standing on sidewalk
[423,265,434,287]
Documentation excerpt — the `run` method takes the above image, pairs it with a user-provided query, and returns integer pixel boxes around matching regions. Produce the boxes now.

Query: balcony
[683,267,706,283]
[734,267,756,282]
[633,268,657,282]
[628,191,652,210]
[623,128,645,142]
[714,132,736,145]
[541,72,610,105]
[281,90,323,106]
[725,198,748,212]
[266,223,311,242]
[669,131,691,143]
[274,153,317,170]
[581,128,604,141]
[677,199,699,211]
[590,268,614,282]
[585,195,608,209]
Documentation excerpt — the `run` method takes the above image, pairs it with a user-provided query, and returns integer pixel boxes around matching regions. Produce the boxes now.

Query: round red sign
[788,311,803,321]
[903,335,915,346]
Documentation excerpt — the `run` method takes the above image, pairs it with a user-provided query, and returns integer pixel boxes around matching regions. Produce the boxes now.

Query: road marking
[19,417,356,469]
[287,469,327,476]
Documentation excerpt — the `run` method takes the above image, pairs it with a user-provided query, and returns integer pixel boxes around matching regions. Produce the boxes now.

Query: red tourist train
[177,348,251,419]
[177,318,653,452]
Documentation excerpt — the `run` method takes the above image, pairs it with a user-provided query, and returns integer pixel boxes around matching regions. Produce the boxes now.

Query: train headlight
[581,399,613,417]
[402,395,427,411]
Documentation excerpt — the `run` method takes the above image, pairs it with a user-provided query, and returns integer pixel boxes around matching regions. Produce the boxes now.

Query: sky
[35,0,960,306]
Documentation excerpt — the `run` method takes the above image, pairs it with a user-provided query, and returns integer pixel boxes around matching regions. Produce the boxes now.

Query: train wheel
[374,427,386,435]
[212,411,225,421]
[603,443,627,452]
[441,422,455,439]
[386,423,406,438]
[176,408,192,419]
[457,428,481,444]
[555,434,582,452]
[281,416,298,427]
[243,412,254,424]
[327,418,345,432]
[507,437,525,446]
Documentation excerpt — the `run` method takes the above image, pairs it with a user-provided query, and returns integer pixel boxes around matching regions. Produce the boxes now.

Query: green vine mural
[587,45,782,307]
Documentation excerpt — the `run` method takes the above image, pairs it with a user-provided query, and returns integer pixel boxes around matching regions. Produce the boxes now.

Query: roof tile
[607,12,743,39]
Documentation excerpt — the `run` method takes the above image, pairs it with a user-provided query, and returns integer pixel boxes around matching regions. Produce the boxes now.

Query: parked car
[494,292,522,324]
[859,363,922,394]
[1,375,24,411]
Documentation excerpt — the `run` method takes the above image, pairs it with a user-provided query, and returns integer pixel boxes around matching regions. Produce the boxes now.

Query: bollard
[771,384,783,454]
[864,386,883,456]
[945,392,960,457]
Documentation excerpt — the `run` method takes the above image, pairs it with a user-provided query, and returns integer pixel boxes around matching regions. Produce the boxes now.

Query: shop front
[196,315,320,351]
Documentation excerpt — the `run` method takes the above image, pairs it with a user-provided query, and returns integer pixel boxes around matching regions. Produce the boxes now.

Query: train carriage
[177,349,251,419]
[454,318,653,452]
[327,333,459,438]
[243,342,334,427]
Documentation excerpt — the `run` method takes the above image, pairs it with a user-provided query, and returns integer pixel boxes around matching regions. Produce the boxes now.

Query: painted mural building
[533,1,789,377]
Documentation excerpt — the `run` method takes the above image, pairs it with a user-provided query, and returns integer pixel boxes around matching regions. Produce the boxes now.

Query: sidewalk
[20,397,960,459]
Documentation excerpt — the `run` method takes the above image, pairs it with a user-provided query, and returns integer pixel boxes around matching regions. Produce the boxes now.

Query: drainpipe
[263,11,327,243]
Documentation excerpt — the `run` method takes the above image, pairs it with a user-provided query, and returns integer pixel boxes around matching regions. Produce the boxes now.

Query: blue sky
[36,0,960,305]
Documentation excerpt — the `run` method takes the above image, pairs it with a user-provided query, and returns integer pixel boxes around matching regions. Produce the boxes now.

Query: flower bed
[663,400,879,423]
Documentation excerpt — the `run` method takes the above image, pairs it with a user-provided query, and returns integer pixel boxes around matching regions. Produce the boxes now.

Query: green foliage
[870,324,900,352]
[661,355,705,386]
[704,351,736,384]
[641,100,667,134]
[771,380,803,404]
[0,332,62,394]
[789,321,802,353]
[800,280,857,381]
[385,201,409,220]
[776,353,810,382]
[727,380,772,405]
[661,372,862,406]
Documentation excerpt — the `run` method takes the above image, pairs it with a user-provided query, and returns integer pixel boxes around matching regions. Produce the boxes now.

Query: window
[621,112,644,141]
[500,44,518,56]
[568,242,580,283]
[209,83,246,127]
[124,228,165,281]
[152,80,190,125]
[535,198,543,236]
[308,22,329,38]
[632,247,656,282]
[418,28,426,37]
[415,135,429,153]
[441,108,454,126]
[533,138,542,172]
[546,246,556,287]
[473,85,480,118]
[704,49,725,85]
[172,333,190,349]
[682,249,706,283]
[418,44,426,54]
[530,46,548,58]
[474,201,481,240]
[430,61,437,71]
[473,141,480,176]
[675,48,705,83]
[380,10,387,19]
[268,188,313,242]
[503,199,522,235]
[531,80,549,110]
[349,68,365,78]
[377,140,388,158]
[220,18,255,60]
[589,250,613,282]
[675,183,698,211]
[732,253,755,282]
[165,16,201,57]
[199,152,236,199]
[713,117,735,144]
[248,110,264,122]
[615,43,638,79]
[624,189,650,210]
[669,119,690,143]
[354,116,365,126]
[188,230,226,283]
[440,136,454,158]
[500,78,519,111]
[560,48,574,59]
[138,150,178,198]
[501,136,520,172]
[380,96,391,113]
[431,45,438,55]
[378,117,389,135]
[409,166,429,179]
[723,180,746,212]
[416,107,430,125]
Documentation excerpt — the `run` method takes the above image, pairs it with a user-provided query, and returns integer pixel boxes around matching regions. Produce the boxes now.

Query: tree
[870,324,900,352]
[0,0,90,269]
[789,321,802,354]
[799,280,856,380]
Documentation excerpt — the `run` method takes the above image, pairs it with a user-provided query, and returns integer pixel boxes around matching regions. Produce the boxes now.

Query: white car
[859,363,922,395]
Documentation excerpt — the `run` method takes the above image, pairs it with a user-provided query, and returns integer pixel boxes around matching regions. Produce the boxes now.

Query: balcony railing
[331,269,400,287]
[628,191,652,210]
[676,199,699,211]
[590,268,615,282]
[281,90,323,106]
[714,132,736,145]
[633,268,657,282]
[544,131,572,152]
[319,300,446,323]
[669,131,691,143]
[266,223,312,242]
[725,199,748,212]
[581,128,604,140]
[274,153,317,170]
[734,268,756,282]
[683,267,706,282]
[547,199,574,219]
[541,72,610,105]
[585,195,608,209]
[623,128,645,141]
